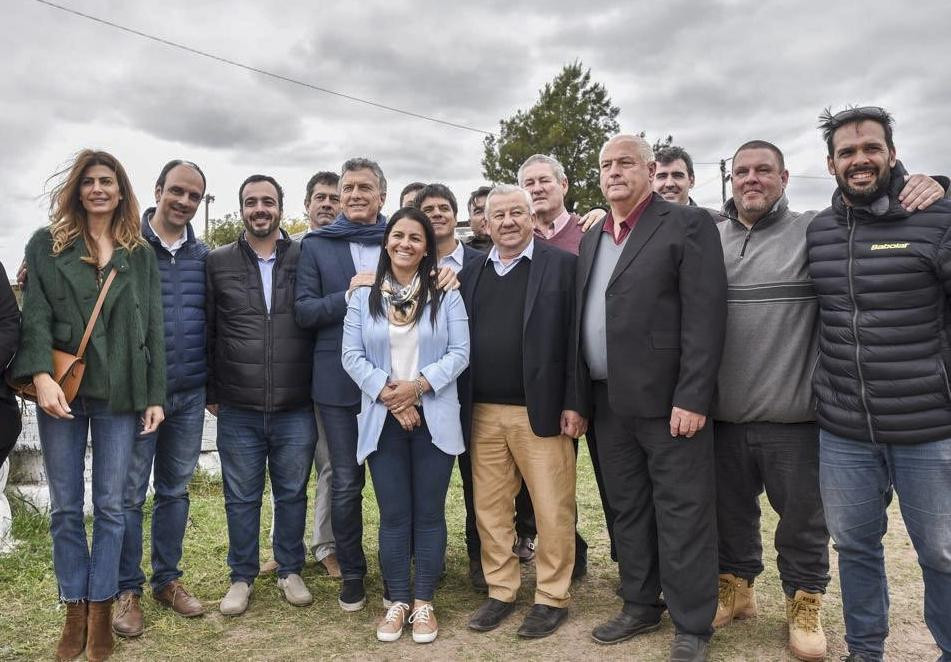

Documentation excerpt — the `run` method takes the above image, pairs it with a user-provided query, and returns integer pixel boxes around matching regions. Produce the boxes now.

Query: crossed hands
[379,377,431,431]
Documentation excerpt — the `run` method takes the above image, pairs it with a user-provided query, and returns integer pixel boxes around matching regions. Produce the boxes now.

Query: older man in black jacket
[807,106,951,662]
[576,134,727,662]
[459,184,585,639]
[206,175,315,616]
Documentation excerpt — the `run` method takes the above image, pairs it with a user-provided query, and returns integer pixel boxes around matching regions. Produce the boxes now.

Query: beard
[836,165,891,207]
[244,213,279,238]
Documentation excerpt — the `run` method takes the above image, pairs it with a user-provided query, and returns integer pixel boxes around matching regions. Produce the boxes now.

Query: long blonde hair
[48,149,144,264]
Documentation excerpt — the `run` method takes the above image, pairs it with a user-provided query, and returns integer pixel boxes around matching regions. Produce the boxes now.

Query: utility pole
[719,157,733,206]
[203,194,215,241]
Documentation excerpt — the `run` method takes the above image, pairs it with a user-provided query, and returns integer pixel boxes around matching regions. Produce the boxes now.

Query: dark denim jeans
[714,421,830,596]
[820,429,951,662]
[37,397,137,602]
[216,405,316,583]
[320,403,368,581]
[118,386,205,595]
[367,413,454,603]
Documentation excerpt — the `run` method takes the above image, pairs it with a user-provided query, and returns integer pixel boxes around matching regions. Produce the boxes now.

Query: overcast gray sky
[2,0,948,270]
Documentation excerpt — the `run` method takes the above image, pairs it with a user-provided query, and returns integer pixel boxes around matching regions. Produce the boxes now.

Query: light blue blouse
[342,287,470,464]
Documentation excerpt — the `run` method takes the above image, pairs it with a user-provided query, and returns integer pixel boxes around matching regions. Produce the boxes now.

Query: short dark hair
[818,105,895,157]
[304,171,339,207]
[467,185,492,212]
[239,174,284,212]
[400,181,426,203]
[156,159,206,194]
[733,140,786,171]
[413,183,458,216]
[654,146,695,179]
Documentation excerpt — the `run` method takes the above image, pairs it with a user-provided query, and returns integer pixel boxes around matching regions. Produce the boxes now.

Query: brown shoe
[320,553,342,578]
[713,573,757,628]
[55,601,87,661]
[260,559,279,574]
[112,591,144,638]
[786,590,827,661]
[86,600,114,662]
[154,580,204,617]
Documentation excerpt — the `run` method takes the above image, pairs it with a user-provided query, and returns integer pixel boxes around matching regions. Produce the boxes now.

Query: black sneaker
[338,578,366,612]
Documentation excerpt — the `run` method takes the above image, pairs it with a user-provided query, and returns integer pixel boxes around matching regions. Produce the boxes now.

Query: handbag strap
[75,267,118,360]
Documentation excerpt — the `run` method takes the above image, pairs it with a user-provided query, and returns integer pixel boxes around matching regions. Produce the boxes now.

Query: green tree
[206,212,242,248]
[652,134,674,156]
[482,61,620,213]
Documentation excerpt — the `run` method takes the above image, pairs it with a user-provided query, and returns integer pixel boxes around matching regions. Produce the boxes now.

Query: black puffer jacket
[206,231,313,412]
[807,163,951,444]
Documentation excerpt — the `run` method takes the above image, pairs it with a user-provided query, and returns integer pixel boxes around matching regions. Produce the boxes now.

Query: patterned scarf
[381,273,421,326]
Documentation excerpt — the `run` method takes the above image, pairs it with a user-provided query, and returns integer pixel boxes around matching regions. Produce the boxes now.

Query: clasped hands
[379,377,431,431]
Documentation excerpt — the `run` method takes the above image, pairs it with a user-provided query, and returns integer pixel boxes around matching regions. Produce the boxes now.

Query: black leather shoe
[514,536,535,563]
[517,604,568,638]
[468,559,487,592]
[467,598,516,632]
[591,611,662,644]
[669,632,709,661]
[572,560,587,580]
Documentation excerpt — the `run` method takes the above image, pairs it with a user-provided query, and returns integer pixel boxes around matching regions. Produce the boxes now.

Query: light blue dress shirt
[487,238,534,276]
[255,252,277,312]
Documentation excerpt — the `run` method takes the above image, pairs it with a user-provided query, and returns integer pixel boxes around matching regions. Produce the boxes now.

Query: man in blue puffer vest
[114,160,210,637]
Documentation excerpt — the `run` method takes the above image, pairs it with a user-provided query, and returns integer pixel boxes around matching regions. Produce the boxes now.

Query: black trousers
[594,381,717,638]
[458,439,593,569]
[713,420,830,595]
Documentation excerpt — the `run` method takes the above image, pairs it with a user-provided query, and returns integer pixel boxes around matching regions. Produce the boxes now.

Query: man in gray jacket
[712,140,943,662]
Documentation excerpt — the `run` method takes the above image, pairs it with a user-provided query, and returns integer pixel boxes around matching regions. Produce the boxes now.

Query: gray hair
[598,134,654,164]
[517,154,567,186]
[340,157,387,197]
[484,183,533,218]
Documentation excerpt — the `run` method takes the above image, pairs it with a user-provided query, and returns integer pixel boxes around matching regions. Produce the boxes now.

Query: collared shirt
[438,241,466,274]
[534,209,571,240]
[487,238,534,277]
[255,251,277,312]
[602,195,652,245]
[148,220,187,256]
[349,242,381,273]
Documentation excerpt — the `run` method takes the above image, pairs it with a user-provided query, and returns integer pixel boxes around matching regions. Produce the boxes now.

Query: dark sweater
[472,259,529,405]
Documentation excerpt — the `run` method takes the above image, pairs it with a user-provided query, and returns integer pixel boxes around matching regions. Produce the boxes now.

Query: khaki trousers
[471,403,576,607]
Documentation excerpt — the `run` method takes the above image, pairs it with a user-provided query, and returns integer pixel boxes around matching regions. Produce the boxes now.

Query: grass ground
[0,444,938,661]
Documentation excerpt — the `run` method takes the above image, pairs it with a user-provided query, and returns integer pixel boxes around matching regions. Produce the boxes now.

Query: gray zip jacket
[712,195,818,423]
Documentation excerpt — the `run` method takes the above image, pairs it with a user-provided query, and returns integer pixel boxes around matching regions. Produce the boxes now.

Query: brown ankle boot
[55,601,87,661]
[86,600,114,662]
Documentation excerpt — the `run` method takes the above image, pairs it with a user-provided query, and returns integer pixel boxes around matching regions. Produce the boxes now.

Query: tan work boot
[112,591,144,637]
[786,590,827,661]
[55,600,87,661]
[712,573,757,628]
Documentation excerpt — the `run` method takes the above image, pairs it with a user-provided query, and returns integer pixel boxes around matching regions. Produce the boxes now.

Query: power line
[30,0,495,137]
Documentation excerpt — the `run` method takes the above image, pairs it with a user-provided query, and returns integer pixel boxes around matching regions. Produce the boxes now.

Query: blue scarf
[308,212,387,245]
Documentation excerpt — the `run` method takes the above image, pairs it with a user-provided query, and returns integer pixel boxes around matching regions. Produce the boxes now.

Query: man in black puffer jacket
[806,106,951,662]
[206,175,316,616]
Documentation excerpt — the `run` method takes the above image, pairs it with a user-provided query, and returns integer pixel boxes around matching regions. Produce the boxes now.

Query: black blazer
[459,240,577,442]
[574,194,727,418]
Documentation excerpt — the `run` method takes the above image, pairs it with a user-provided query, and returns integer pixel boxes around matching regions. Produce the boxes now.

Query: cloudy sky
[2,0,948,271]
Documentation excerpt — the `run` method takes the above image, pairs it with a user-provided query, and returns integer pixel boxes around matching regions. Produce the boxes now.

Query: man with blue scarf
[295,157,390,612]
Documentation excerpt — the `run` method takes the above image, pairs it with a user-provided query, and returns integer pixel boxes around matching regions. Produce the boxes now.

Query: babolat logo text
[870,242,910,251]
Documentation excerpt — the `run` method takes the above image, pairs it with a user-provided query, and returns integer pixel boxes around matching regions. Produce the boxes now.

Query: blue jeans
[367,413,454,602]
[820,429,951,661]
[217,405,316,583]
[118,386,205,595]
[37,398,137,602]
[320,403,368,581]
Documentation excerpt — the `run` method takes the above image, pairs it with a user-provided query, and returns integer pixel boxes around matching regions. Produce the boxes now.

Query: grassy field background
[0,444,938,661]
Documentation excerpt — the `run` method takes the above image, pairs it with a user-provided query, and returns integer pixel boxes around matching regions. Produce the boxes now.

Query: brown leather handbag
[7,268,117,404]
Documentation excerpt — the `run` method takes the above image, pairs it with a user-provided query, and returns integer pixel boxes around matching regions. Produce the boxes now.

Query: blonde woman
[12,150,165,662]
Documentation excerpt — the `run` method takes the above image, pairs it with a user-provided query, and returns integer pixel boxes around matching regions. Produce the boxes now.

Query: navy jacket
[142,210,209,396]
[295,234,363,407]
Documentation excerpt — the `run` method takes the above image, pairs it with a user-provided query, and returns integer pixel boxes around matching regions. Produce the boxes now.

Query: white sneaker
[376,602,410,642]
[219,581,252,616]
[410,603,438,643]
[277,573,313,606]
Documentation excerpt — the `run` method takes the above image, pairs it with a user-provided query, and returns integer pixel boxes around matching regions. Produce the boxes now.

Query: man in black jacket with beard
[206,175,316,616]
[806,106,951,662]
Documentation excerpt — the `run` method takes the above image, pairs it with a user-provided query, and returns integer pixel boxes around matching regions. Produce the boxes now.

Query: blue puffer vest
[142,209,209,395]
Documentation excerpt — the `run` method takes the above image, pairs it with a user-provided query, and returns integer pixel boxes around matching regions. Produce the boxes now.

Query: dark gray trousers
[713,420,830,595]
